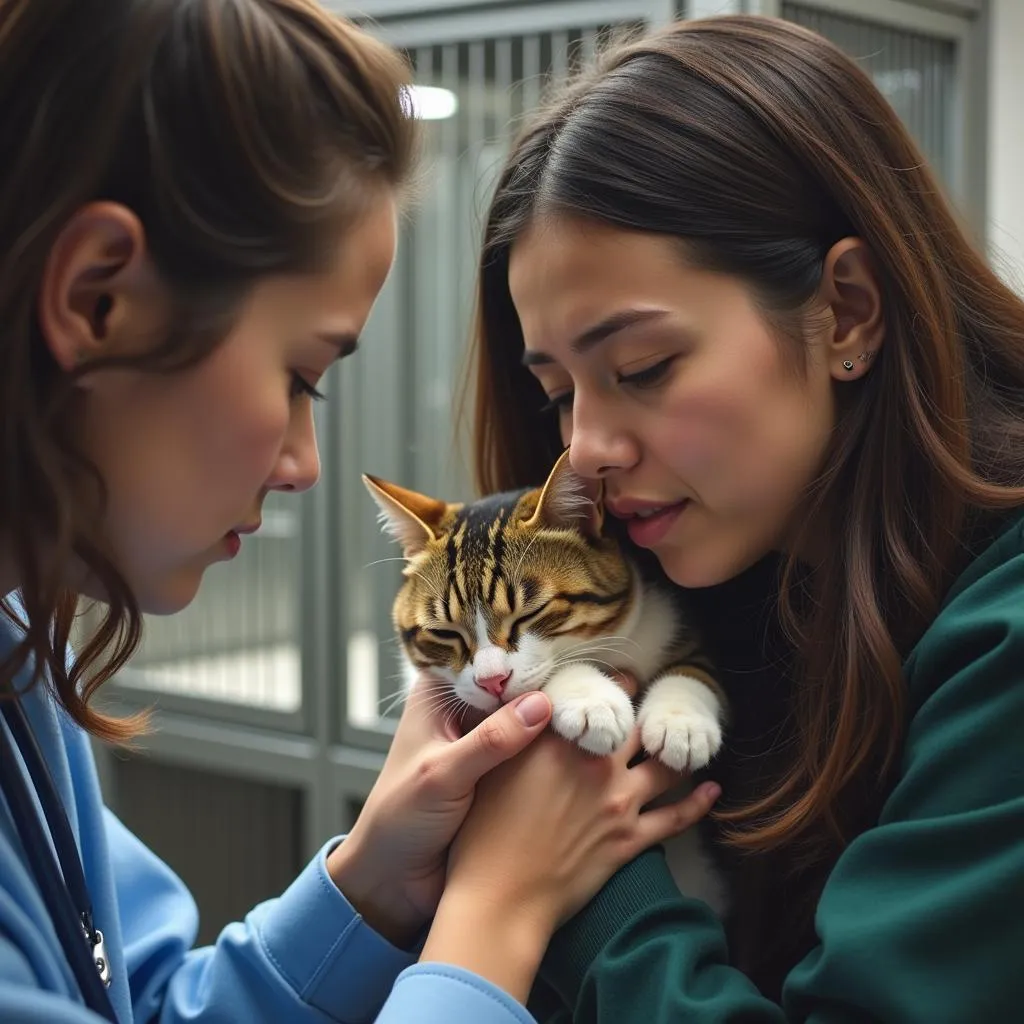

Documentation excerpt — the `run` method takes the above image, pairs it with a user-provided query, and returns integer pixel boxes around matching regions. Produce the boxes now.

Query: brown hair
[468,15,1024,859]
[0,0,417,741]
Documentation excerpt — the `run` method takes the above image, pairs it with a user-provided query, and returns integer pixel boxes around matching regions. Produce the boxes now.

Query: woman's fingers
[627,753,688,807]
[635,780,722,850]
[618,724,646,764]
[441,692,552,788]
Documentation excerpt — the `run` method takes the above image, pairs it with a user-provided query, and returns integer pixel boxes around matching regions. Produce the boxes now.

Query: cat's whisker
[377,680,411,706]
[556,641,636,659]
[509,532,542,588]
[552,635,640,658]
[550,641,641,668]
[409,571,446,604]
[362,556,411,570]
[444,700,469,734]
[405,683,452,708]
[549,656,625,676]
[414,686,468,720]
[557,634,642,655]
[377,690,411,718]
[408,695,459,722]
[557,650,639,671]
[378,677,463,720]
[392,678,447,708]
[552,643,630,659]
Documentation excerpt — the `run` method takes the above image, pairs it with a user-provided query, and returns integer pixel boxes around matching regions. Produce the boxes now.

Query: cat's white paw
[552,689,635,754]
[638,675,724,771]
[544,665,635,755]
[640,704,721,771]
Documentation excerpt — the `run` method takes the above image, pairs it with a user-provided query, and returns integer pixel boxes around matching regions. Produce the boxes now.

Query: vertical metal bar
[496,35,513,138]
[469,38,486,148]
[551,29,569,83]
[522,33,542,114]
[442,39,464,494]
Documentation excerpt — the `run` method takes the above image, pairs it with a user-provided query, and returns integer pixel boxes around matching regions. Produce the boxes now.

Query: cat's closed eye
[425,627,465,643]
[506,608,547,644]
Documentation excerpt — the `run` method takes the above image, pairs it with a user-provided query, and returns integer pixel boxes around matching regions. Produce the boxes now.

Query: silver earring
[842,359,855,372]
[858,350,874,363]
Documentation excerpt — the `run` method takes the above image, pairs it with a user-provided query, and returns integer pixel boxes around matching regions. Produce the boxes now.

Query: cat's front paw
[638,676,724,772]
[545,665,635,755]
[552,689,635,755]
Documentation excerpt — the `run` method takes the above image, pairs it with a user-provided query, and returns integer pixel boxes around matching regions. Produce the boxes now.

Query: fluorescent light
[402,84,459,121]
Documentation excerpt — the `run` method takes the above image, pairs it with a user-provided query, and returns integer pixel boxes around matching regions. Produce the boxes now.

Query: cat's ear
[524,449,604,538]
[362,474,450,557]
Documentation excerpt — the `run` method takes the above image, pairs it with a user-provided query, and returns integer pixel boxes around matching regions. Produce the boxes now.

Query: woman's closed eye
[540,391,573,415]
[290,373,326,401]
[619,356,675,389]
[539,357,677,414]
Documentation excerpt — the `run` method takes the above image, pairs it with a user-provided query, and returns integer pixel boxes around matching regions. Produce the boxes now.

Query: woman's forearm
[420,888,552,1003]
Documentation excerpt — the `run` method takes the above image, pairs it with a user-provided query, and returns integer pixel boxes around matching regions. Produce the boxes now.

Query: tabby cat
[363,451,728,909]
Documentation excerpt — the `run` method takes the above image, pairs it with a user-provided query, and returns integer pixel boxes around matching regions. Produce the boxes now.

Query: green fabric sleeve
[538,527,1024,1023]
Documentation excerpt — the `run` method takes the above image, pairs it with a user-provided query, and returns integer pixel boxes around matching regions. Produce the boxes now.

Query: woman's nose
[567,397,639,479]
[267,410,321,493]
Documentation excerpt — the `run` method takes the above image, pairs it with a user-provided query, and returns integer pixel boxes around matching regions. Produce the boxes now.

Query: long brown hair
[468,15,1024,859]
[0,0,417,741]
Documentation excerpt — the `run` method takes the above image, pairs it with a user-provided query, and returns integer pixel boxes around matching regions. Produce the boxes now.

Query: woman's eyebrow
[521,308,671,365]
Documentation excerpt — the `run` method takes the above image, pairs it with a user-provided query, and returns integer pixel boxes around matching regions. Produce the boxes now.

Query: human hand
[448,723,718,931]
[327,675,552,947]
[419,721,720,998]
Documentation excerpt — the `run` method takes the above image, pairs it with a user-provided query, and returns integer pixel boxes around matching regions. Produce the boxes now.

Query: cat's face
[364,453,635,711]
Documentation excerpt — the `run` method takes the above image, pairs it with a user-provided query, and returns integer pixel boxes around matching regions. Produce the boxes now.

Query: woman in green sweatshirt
[421,13,1024,1023]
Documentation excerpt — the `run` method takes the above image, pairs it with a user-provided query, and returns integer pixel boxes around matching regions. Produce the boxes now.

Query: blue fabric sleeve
[376,964,539,1024]
[106,817,418,1023]
[114,814,536,1024]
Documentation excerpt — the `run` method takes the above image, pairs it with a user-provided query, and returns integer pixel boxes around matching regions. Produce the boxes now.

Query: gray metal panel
[363,2,654,46]
[782,3,958,192]
[113,757,303,946]
[780,1,979,35]
[336,0,725,16]
[126,711,322,785]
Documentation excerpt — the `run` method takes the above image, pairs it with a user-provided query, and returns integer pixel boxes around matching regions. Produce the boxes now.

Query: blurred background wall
[90,0,1022,945]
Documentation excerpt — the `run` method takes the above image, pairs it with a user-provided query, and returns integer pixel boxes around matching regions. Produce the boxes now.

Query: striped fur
[363,453,728,775]
[364,454,731,916]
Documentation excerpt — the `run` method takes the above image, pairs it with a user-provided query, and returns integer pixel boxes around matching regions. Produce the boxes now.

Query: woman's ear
[37,201,167,375]
[819,237,885,381]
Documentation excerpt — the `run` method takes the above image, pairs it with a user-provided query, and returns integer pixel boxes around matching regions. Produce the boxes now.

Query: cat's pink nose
[476,671,511,698]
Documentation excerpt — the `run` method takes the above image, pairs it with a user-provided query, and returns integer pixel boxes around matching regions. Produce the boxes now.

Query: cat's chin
[502,666,555,700]
[502,685,549,704]
[454,688,502,714]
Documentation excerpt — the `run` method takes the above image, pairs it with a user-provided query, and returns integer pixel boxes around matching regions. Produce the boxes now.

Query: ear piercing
[843,351,875,373]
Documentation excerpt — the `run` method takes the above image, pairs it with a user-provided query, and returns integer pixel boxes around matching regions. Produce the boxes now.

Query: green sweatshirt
[535,513,1024,1023]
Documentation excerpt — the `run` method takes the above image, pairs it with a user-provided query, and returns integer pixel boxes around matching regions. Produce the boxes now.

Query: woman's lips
[623,501,689,547]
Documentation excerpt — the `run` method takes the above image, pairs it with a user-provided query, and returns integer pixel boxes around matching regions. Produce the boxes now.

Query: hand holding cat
[326,675,553,947]
[419,723,721,1000]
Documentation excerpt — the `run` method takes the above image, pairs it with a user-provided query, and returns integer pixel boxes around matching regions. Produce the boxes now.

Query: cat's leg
[637,669,725,771]
[543,664,635,755]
